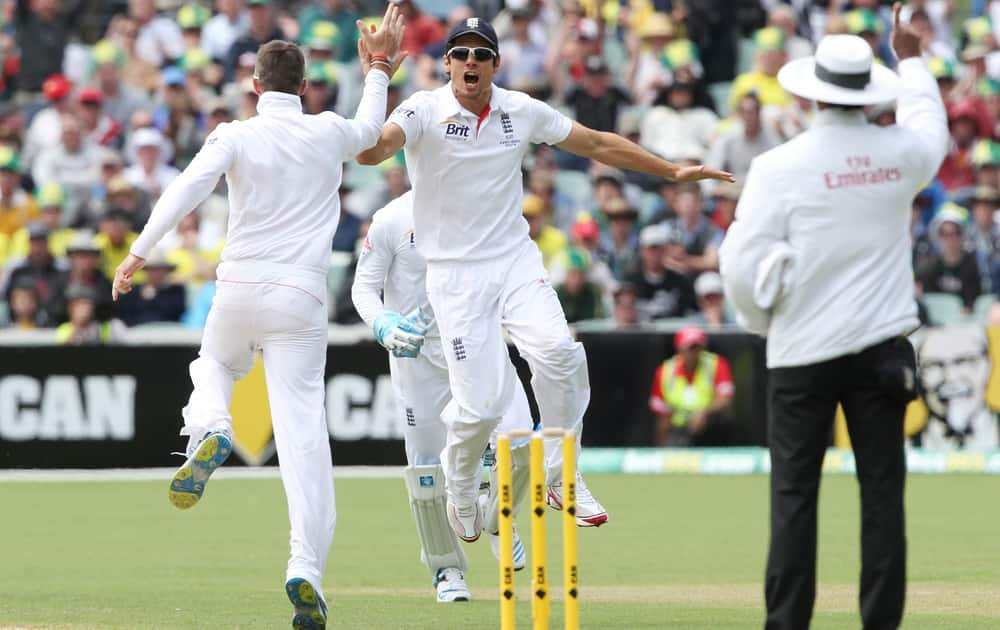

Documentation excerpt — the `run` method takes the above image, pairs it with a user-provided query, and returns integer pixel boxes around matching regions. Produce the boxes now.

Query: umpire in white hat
[719,5,948,629]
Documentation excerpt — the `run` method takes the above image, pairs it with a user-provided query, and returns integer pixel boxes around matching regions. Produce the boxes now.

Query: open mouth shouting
[463,70,480,91]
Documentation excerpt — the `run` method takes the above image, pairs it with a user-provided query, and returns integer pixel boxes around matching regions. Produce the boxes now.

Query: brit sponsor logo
[441,119,471,140]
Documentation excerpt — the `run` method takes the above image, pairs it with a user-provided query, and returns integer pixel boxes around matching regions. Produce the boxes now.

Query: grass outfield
[0,474,997,629]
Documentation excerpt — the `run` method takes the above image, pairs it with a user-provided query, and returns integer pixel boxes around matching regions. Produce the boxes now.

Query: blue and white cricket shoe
[488,527,527,572]
[434,567,471,603]
[168,429,232,510]
[478,494,526,571]
[286,577,328,629]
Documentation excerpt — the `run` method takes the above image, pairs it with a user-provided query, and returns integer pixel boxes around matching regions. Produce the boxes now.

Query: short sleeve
[714,356,734,397]
[649,364,668,413]
[528,97,573,146]
[387,94,429,145]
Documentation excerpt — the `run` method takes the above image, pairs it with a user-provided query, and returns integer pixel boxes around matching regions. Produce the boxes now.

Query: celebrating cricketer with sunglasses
[357,17,734,543]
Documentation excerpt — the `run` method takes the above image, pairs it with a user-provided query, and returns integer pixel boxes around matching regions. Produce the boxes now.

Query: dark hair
[254,40,305,94]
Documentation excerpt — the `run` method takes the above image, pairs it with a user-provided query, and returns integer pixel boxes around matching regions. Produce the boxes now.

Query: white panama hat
[777,34,900,106]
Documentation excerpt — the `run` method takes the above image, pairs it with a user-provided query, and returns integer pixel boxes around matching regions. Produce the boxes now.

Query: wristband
[370,54,389,63]
[370,60,392,71]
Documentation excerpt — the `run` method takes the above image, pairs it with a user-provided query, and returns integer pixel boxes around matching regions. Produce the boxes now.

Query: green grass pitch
[1,474,997,629]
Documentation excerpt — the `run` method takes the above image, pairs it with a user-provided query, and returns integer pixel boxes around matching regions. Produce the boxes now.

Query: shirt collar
[257,91,303,116]
[811,108,868,129]
[439,83,504,119]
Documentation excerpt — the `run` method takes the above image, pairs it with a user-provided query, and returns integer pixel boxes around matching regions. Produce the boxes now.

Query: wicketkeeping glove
[373,309,429,358]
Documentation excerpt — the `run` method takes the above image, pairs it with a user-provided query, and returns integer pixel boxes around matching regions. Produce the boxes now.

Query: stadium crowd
[1,0,999,342]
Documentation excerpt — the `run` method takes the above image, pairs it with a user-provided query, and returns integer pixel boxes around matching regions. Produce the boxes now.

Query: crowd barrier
[1,324,997,468]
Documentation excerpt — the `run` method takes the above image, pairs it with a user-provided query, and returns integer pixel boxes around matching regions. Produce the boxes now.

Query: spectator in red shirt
[649,325,734,446]
[392,0,446,57]
[938,99,987,191]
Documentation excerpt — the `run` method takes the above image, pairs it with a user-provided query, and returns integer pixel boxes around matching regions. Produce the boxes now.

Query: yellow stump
[529,433,549,630]
[498,434,516,630]
[562,432,580,630]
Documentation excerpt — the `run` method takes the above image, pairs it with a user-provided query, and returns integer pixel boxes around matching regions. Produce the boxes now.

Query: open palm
[675,165,736,183]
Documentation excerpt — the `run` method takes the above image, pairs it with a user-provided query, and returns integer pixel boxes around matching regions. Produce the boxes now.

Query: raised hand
[674,165,736,183]
[356,4,407,65]
[358,34,409,78]
[890,2,921,61]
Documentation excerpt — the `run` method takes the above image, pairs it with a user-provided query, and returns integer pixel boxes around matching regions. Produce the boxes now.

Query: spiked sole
[168,434,232,509]
[286,578,327,629]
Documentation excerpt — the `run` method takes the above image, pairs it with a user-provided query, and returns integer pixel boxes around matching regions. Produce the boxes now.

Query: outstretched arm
[356,122,406,165]
[339,5,407,157]
[113,127,235,300]
[556,121,734,183]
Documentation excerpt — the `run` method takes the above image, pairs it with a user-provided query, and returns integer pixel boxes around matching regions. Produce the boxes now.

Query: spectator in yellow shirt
[0,147,39,238]
[728,27,791,113]
[7,183,76,259]
[94,208,140,282]
[166,213,223,288]
[523,193,568,269]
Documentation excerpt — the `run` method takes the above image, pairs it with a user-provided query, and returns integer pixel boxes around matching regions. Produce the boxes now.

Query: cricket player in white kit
[351,190,537,602]
[112,10,407,629]
[357,17,734,540]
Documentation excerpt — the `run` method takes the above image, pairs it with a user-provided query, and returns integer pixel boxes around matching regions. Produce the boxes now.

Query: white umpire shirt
[131,70,392,275]
[719,58,949,369]
[385,83,573,263]
[351,190,440,338]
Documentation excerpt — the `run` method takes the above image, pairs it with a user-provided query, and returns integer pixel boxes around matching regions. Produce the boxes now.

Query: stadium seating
[922,292,965,326]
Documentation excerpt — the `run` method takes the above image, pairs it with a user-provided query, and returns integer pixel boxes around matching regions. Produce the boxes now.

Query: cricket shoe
[546,471,608,527]
[168,429,232,510]
[434,567,471,603]
[488,527,527,571]
[478,494,527,571]
[286,577,328,629]
[447,499,482,542]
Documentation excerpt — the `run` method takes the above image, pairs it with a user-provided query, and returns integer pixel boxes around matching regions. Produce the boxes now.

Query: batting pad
[404,465,468,575]
[483,442,531,535]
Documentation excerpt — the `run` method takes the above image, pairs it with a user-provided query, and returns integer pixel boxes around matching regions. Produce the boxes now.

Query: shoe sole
[546,490,609,528]
[168,434,232,510]
[286,578,327,630]
[436,592,471,603]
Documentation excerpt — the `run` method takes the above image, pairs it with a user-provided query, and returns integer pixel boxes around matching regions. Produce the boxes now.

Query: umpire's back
[721,43,948,369]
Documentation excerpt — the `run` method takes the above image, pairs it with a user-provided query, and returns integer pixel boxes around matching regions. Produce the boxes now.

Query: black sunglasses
[447,46,496,62]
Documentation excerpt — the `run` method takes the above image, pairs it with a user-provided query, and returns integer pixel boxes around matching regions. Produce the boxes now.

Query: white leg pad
[404,465,468,576]
[483,442,531,535]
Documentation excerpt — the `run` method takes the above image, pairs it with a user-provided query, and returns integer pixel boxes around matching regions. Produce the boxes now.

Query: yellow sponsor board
[228,356,275,465]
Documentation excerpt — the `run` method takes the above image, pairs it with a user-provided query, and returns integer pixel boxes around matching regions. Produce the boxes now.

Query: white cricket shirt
[350,191,439,337]
[720,58,949,368]
[132,70,391,274]
[386,83,573,263]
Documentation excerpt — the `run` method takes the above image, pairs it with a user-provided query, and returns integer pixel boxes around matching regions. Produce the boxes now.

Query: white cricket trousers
[425,240,591,505]
[389,335,534,466]
[181,260,335,592]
